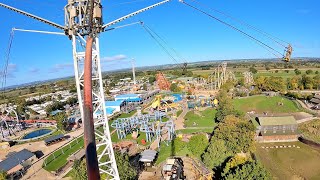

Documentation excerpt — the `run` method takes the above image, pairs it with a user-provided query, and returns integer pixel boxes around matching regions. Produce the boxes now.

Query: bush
[306,69,313,74]
[187,134,208,158]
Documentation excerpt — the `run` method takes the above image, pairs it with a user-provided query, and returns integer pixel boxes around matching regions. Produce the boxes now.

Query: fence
[43,136,84,168]
[22,133,84,179]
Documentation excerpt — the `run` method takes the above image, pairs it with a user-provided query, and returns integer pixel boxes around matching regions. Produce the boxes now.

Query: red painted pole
[83,36,101,180]
[83,0,101,179]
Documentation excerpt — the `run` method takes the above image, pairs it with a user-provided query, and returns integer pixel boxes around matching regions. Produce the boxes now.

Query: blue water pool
[23,129,52,139]
[172,94,183,102]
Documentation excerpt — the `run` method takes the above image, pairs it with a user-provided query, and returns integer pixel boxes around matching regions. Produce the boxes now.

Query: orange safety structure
[156,71,170,90]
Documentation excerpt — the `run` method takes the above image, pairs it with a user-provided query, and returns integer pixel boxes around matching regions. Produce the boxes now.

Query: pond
[22,129,52,140]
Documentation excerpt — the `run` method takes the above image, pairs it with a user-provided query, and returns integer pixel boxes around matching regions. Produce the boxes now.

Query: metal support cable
[181,1,283,57]
[141,24,183,68]
[1,29,15,95]
[102,0,171,29]
[190,0,289,47]
[143,24,188,63]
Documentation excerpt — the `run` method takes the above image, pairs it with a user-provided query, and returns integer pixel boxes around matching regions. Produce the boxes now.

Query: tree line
[203,82,271,179]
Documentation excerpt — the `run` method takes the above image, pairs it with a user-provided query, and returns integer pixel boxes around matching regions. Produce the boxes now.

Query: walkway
[175,107,189,130]
[296,99,320,116]
[21,128,84,180]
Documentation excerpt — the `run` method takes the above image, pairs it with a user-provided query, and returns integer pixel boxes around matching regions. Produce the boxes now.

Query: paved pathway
[21,128,84,180]
[175,107,189,130]
[296,99,320,116]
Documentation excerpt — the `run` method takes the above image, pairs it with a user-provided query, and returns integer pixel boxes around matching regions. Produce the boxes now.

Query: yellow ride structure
[151,95,179,111]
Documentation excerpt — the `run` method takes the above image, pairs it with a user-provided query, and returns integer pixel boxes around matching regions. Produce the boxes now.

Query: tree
[0,170,6,180]
[184,71,193,77]
[222,154,250,176]
[238,78,244,86]
[213,115,255,154]
[301,75,314,90]
[187,134,208,158]
[288,76,300,90]
[109,82,116,87]
[223,161,271,180]
[265,66,270,71]
[306,69,313,74]
[249,67,257,74]
[66,97,78,105]
[71,159,87,180]
[54,112,67,131]
[275,70,279,73]
[315,71,319,74]
[115,151,137,180]
[142,83,147,90]
[284,70,289,73]
[29,86,36,94]
[202,139,231,170]
[170,83,181,92]
[294,69,301,75]
[148,76,156,84]
[215,91,243,122]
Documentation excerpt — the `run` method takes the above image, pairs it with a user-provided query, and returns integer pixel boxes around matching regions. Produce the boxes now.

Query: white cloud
[0,63,17,78]
[29,67,40,73]
[101,54,127,62]
[49,63,73,73]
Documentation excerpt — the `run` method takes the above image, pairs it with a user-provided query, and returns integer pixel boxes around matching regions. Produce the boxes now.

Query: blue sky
[0,0,319,86]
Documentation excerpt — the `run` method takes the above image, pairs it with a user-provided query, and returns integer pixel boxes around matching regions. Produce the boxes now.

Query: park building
[0,149,36,178]
[256,116,298,142]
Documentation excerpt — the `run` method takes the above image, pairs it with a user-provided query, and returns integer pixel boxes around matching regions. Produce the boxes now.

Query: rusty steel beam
[83,0,101,179]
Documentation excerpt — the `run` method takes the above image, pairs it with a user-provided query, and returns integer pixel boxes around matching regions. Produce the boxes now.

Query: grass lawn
[176,110,183,117]
[111,130,152,146]
[256,141,320,180]
[43,137,84,172]
[233,96,300,113]
[155,141,191,165]
[118,110,137,118]
[161,117,170,122]
[177,128,213,134]
[298,119,320,144]
[184,108,216,128]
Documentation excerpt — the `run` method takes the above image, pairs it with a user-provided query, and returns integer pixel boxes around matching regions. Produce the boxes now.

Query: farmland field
[256,141,320,180]
[192,68,320,79]
[298,119,320,143]
[233,96,300,113]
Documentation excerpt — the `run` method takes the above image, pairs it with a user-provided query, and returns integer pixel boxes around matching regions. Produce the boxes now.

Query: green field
[192,68,320,80]
[184,108,216,127]
[155,140,191,165]
[233,96,300,113]
[111,129,153,146]
[118,110,137,118]
[177,128,213,134]
[256,142,320,180]
[43,137,84,172]
[299,119,320,143]
[177,110,183,117]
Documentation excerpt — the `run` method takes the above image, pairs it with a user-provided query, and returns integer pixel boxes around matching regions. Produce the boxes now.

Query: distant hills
[1,57,319,91]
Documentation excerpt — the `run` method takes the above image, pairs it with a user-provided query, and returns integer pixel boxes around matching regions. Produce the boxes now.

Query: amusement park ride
[0,107,21,139]
[111,111,174,148]
[0,0,293,179]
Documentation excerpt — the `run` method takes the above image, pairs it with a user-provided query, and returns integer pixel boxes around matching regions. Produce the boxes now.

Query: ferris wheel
[0,107,21,139]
